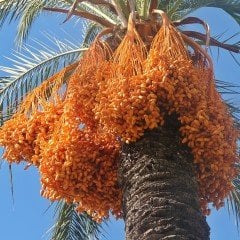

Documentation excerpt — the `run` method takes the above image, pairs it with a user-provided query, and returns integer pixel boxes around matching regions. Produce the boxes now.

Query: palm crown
[0,1,240,239]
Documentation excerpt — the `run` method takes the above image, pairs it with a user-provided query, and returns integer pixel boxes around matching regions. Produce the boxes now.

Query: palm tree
[0,1,240,239]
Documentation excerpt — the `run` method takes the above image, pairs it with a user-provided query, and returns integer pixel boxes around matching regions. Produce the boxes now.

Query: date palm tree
[0,1,240,239]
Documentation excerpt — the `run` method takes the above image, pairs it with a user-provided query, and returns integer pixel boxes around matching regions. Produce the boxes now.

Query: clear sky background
[0,7,239,240]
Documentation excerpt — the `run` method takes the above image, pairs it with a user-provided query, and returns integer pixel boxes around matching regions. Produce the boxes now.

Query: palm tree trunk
[119,116,210,240]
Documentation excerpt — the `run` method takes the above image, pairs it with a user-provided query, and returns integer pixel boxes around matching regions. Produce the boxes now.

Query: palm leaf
[79,1,119,25]
[111,0,128,27]
[16,0,52,45]
[63,0,120,25]
[216,79,240,125]
[8,164,15,206]
[158,0,240,24]
[49,201,104,240]
[0,0,113,45]
[208,0,240,25]
[228,165,240,229]
[0,0,32,26]
[204,77,240,229]
[216,80,240,228]
[136,0,151,19]
[82,21,103,46]
[0,0,62,44]
[0,36,87,121]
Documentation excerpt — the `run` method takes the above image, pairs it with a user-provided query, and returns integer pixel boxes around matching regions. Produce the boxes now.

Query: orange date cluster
[0,19,238,219]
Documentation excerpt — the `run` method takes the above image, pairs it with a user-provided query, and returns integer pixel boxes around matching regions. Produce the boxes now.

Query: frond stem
[173,17,210,50]
[182,31,240,53]
[181,33,213,71]
[87,0,117,14]
[149,0,158,13]
[128,0,135,13]
[96,28,114,39]
[152,9,170,26]
[63,0,83,23]
[111,0,128,27]
[43,7,115,28]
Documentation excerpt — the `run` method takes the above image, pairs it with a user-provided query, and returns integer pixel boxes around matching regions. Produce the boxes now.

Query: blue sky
[0,6,239,240]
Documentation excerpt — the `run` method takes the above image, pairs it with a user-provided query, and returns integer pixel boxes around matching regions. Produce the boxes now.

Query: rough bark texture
[119,118,210,240]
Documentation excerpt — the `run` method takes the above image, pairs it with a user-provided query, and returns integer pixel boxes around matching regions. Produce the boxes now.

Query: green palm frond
[8,164,15,206]
[49,201,104,240]
[216,79,240,95]
[216,79,240,124]
[16,0,52,45]
[0,0,61,44]
[79,1,119,25]
[0,0,33,26]
[216,81,240,228]
[225,100,240,128]
[0,36,87,121]
[228,165,240,229]
[208,0,240,25]
[16,0,46,45]
[158,0,240,24]
[63,0,120,25]
[82,21,103,46]
[0,0,68,24]
[1,0,120,45]
[111,0,129,25]
[135,0,151,19]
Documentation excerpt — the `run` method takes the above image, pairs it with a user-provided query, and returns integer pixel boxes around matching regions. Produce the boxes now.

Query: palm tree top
[0,1,240,45]
[0,0,240,239]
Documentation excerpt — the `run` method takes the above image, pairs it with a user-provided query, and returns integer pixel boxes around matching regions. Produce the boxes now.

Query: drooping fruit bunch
[0,11,238,220]
[0,64,74,165]
[94,12,238,214]
[142,16,238,213]
[0,39,122,221]
[39,40,122,221]
[94,16,165,143]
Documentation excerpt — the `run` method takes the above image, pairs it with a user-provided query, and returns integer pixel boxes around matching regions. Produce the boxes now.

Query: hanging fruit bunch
[142,11,238,214]
[0,63,76,165]
[39,38,122,221]
[94,16,163,142]
[0,6,239,221]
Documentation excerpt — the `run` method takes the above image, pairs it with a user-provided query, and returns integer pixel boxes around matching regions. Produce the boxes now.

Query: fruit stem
[181,32,214,72]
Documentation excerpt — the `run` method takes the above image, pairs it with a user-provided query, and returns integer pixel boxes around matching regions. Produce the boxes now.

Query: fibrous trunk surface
[119,118,210,240]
